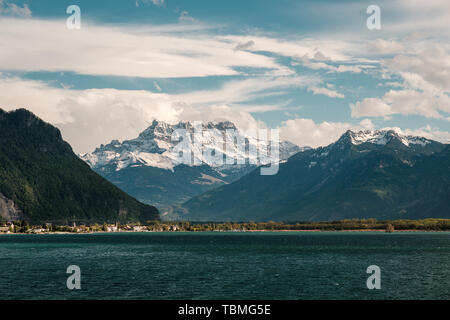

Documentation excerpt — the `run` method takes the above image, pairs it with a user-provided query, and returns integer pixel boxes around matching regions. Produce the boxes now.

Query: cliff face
[0,193,24,221]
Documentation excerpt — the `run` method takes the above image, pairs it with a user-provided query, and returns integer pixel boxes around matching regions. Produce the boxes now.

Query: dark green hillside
[0,108,159,224]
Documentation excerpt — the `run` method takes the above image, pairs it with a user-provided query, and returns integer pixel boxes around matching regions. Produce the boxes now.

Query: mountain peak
[1,108,47,128]
[137,120,238,142]
[82,119,301,172]
[337,129,432,147]
[0,107,68,153]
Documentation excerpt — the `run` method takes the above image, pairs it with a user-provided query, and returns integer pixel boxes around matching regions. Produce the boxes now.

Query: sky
[0,0,449,153]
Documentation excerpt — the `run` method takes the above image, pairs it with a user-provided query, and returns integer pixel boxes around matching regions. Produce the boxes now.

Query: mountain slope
[0,108,159,224]
[182,130,449,221]
[81,120,302,211]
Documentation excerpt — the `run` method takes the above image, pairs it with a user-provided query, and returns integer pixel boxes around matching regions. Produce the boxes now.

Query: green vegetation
[168,219,450,231]
[0,108,159,224]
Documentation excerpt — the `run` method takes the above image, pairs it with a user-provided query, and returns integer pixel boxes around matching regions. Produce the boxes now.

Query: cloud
[0,76,293,153]
[135,0,164,7]
[179,11,196,22]
[382,44,450,92]
[279,117,450,147]
[308,86,344,98]
[350,98,393,119]
[351,90,450,119]
[0,18,287,78]
[352,42,450,120]
[153,81,162,92]
[0,77,175,152]
[384,0,450,35]
[367,39,405,54]
[300,57,364,74]
[1,75,447,154]
[221,35,360,62]
[234,40,255,51]
[0,0,31,17]
[279,118,375,148]
[175,76,316,106]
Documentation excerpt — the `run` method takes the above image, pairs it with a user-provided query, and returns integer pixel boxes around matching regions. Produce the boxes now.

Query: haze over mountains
[0,108,159,224]
[182,129,450,221]
[81,120,302,210]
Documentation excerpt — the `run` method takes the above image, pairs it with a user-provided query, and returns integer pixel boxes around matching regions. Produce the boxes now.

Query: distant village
[0,221,185,234]
[1,219,450,234]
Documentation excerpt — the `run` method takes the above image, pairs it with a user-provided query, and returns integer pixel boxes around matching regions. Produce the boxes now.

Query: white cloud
[367,39,405,54]
[350,98,393,119]
[135,0,164,7]
[179,11,196,22]
[0,18,287,78]
[352,42,450,120]
[0,0,31,17]
[359,119,376,130]
[1,75,447,154]
[220,35,360,62]
[300,57,364,74]
[382,44,450,92]
[175,76,316,106]
[0,76,283,153]
[351,90,450,119]
[308,86,344,98]
[279,118,375,148]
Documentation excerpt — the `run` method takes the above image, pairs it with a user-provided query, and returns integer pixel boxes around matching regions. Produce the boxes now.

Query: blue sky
[0,0,449,152]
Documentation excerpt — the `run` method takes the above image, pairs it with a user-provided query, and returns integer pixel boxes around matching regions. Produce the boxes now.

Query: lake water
[0,232,449,300]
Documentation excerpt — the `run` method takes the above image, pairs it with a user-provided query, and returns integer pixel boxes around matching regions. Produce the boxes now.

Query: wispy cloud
[234,40,255,51]
[174,76,317,106]
[308,86,345,99]
[135,0,164,7]
[0,0,31,17]
[0,18,288,78]
[351,42,450,120]
[179,11,196,22]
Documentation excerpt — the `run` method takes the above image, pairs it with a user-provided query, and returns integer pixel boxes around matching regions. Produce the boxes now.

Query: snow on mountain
[299,129,439,164]
[80,120,302,172]
[347,129,432,147]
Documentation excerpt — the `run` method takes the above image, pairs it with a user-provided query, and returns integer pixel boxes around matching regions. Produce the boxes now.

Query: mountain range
[1,108,448,224]
[0,108,159,224]
[81,120,302,213]
[181,129,450,221]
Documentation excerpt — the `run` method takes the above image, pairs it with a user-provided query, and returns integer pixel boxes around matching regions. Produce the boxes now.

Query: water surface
[0,232,448,299]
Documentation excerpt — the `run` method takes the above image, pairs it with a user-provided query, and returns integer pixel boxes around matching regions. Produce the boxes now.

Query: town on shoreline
[1,218,449,234]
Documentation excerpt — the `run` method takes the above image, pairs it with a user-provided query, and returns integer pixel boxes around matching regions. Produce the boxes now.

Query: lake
[0,232,449,299]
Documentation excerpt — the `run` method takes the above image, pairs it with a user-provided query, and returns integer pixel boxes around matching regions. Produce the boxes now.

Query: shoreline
[1,229,449,235]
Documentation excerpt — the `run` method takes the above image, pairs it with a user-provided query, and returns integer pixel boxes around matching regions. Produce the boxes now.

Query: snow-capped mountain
[181,129,448,222]
[345,129,432,147]
[81,120,302,173]
[80,120,302,211]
